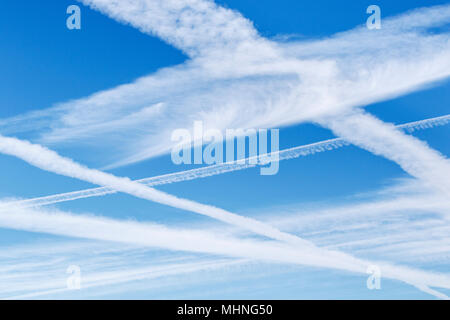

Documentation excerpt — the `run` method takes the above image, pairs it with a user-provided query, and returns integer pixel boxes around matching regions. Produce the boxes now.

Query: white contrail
[4,257,244,300]
[78,0,263,58]
[319,111,450,197]
[1,132,449,297]
[0,133,315,248]
[4,113,449,209]
[2,4,448,169]
[0,202,449,299]
[0,0,448,299]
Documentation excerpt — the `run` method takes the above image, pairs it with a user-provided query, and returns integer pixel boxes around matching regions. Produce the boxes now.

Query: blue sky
[0,0,449,299]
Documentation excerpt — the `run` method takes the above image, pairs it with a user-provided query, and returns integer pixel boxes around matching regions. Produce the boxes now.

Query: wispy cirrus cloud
[2,177,450,299]
[0,3,448,170]
[0,132,448,297]
[0,240,244,299]
[1,201,450,299]
[1,0,449,300]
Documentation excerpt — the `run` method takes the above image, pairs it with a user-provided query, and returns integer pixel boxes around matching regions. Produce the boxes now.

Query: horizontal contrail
[6,113,449,209]
[1,202,449,299]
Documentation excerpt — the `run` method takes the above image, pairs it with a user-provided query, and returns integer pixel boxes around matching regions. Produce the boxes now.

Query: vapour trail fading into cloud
[0,202,449,299]
[319,111,450,197]
[0,0,449,299]
[3,180,450,298]
[0,4,448,169]
[3,252,243,300]
[0,134,449,297]
[0,239,250,299]
[3,114,448,210]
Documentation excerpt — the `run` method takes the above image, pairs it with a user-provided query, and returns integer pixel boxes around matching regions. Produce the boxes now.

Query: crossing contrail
[1,202,449,299]
[5,113,449,209]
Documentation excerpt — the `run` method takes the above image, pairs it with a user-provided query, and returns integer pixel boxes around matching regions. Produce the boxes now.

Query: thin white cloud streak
[3,113,448,210]
[248,178,450,263]
[0,1,448,299]
[0,129,448,296]
[207,192,450,263]
[0,133,316,248]
[0,240,245,299]
[5,92,449,297]
[0,138,446,298]
[414,285,450,300]
[283,5,450,58]
[281,204,450,263]
[181,177,450,265]
[6,180,450,265]
[0,4,449,168]
[263,180,450,235]
[5,258,243,300]
[0,203,449,299]
[6,186,450,298]
[268,187,450,265]
[63,1,450,260]
[318,111,450,196]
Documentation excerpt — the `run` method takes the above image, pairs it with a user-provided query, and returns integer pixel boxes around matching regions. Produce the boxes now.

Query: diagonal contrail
[320,111,450,197]
[5,113,449,209]
[1,202,450,299]
[0,1,448,299]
